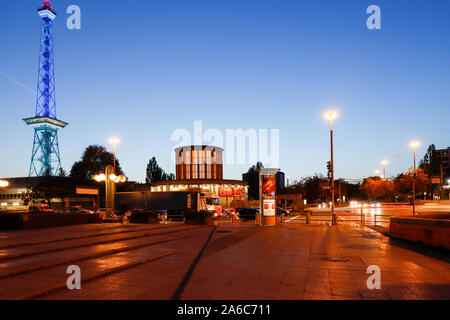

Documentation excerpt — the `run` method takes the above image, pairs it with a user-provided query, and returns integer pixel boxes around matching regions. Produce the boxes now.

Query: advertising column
[259,168,279,226]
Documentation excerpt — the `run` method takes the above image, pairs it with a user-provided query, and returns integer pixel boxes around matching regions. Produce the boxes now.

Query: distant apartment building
[434,147,450,179]
[276,171,286,191]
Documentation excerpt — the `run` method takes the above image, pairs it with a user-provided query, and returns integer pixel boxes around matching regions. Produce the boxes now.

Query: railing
[289,211,393,227]
[373,214,392,226]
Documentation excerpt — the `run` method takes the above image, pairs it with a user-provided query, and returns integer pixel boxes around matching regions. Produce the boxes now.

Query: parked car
[95,208,118,219]
[68,207,94,214]
[222,208,238,218]
[276,207,290,216]
[235,207,259,220]
[28,203,53,213]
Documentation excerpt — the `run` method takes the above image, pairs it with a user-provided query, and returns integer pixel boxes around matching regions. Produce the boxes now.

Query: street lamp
[0,180,9,188]
[94,165,127,210]
[409,141,420,215]
[108,137,120,173]
[324,111,338,225]
[381,160,388,180]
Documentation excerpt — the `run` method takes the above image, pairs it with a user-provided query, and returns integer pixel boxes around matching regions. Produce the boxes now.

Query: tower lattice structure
[24,1,68,177]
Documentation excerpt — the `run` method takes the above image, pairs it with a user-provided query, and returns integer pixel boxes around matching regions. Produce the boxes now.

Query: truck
[114,191,213,221]
[202,192,223,217]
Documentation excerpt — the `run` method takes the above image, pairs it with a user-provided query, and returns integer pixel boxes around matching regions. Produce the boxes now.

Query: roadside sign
[259,168,279,226]
[76,187,99,195]
[431,177,441,184]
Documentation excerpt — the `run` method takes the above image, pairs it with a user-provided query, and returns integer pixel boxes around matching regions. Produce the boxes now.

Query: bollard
[232,214,236,223]
[360,207,364,225]
[374,215,377,226]
[306,212,310,224]
[162,214,167,224]
[332,214,337,225]
[255,213,260,225]
[280,213,285,224]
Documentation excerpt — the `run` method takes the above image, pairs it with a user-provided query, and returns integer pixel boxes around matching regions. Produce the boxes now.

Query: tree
[302,174,329,203]
[360,177,394,200]
[145,157,175,184]
[419,144,440,177]
[146,157,164,183]
[419,144,440,198]
[30,168,74,207]
[394,168,430,200]
[163,172,176,181]
[70,145,124,185]
[242,162,264,200]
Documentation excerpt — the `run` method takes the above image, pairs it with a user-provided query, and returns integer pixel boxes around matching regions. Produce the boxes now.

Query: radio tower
[23,1,68,176]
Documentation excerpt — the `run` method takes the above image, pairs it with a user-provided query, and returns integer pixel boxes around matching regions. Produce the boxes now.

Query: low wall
[390,215,450,250]
[0,213,102,230]
[415,200,450,206]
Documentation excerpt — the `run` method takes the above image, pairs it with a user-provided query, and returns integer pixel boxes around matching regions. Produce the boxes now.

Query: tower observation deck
[24,1,68,176]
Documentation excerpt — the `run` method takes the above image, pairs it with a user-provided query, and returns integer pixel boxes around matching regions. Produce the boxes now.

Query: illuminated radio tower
[23,1,68,176]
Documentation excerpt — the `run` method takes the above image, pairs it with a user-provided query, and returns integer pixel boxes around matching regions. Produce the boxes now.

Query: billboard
[218,187,244,197]
[260,169,278,218]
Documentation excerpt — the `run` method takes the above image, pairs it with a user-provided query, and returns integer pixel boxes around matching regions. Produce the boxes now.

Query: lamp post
[0,180,9,188]
[324,111,337,225]
[381,160,388,180]
[108,137,120,174]
[409,141,420,215]
[94,165,126,211]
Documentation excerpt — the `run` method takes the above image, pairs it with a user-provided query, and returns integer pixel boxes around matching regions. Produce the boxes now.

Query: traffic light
[326,161,331,180]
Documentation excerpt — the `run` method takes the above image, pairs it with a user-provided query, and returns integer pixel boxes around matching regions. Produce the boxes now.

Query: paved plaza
[0,219,448,300]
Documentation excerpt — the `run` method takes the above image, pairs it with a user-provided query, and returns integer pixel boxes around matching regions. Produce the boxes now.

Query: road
[305,203,450,225]
[0,218,448,300]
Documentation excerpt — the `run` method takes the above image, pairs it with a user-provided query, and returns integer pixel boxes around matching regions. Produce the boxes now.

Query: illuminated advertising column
[259,168,279,226]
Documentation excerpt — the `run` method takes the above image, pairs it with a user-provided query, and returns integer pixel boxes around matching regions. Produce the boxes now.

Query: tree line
[30,145,175,205]
[243,144,445,203]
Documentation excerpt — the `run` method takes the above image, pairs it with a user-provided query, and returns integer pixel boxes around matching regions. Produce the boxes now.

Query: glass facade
[175,145,223,180]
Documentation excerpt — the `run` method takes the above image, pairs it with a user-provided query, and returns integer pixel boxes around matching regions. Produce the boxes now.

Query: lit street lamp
[409,141,420,215]
[381,160,388,180]
[108,137,120,173]
[94,165,127,210]
[0,180,9,188]
[324,111,338,225]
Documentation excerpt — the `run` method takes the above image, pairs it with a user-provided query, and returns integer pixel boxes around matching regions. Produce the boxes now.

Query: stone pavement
[36,221,450,300]
[0,223,167,248]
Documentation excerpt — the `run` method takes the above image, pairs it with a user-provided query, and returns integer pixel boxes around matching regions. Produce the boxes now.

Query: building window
[185,164,190,179]
[192,163,198,179]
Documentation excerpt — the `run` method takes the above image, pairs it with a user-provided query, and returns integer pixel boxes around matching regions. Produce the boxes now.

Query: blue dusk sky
[0,0,449,183]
